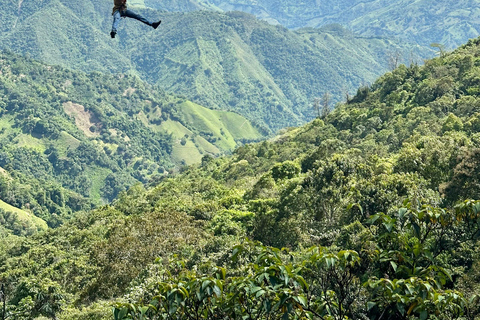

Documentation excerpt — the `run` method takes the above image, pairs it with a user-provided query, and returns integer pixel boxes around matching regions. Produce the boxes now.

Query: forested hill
[146,0,480,49]
[0,51,262,228]
[0,0,432,131]
[126,11,431,131]
[2,37,480,319]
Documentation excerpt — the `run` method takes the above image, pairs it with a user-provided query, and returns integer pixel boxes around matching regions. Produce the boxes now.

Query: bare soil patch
[63,102,102,137]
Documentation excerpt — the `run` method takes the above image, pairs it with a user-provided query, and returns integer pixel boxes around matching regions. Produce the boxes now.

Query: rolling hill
[127,12,431,131]
[2,36,480,320]
[146,0,480,49]
[0,51,262,220]
[0,0,433,132]
[0,198,48,236]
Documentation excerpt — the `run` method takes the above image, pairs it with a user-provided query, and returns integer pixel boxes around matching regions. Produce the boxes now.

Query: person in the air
[111,0,161,38]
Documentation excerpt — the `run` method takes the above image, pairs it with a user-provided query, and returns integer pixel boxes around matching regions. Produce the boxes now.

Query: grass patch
[0,199,48,231]
[84,167,112,204]
[159,119,193,139]
[172,139,204,165]
[180,101,263,150]
[14,134,46,152]
[218,111,263,140]
[158,102,263,165]
[56,131,81,156]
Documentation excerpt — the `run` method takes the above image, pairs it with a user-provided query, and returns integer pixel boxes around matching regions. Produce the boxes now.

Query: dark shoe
[110,31,116,38]
[152,20,161,29]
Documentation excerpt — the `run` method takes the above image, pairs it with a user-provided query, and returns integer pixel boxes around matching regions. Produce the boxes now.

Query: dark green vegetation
[3,35,480,319]
[130,13,431,132]
[147,0,480,49]
[0,0,432,132]
[0,51,261,229]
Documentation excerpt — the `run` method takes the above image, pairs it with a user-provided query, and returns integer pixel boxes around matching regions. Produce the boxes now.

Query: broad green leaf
[398,208,408,219]
[412,222,421,238]
[390,261,398,272]
[368,214,382,224]
[383,221,394,232]
[140,306,149,315]
[473,203,480,214]
[256,289,266,298]
[396,302,406,315]
[202,280,211,290]
[251,286,263,294]
[113,307,128,320]
[213,285,221,297]
[420,310,428,320]
[297,295,307,306]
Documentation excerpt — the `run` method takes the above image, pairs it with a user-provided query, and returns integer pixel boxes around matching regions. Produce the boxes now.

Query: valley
[1,2,480,319]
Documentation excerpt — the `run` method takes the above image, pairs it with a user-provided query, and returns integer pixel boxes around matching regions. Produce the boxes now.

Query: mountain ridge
[0,2,434,132]
[145,0,480,49]
[0,50,263,221]
[2,35,480,319]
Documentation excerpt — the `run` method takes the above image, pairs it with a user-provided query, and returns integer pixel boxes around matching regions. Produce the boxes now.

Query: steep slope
[0,1,433,132]
[146,0,480,49]
[0,0,132,73]
[347,0,480,49]
[2,37,480,320]
[0,199,48,236]
[126,11,431,131]
[0,51,261,212]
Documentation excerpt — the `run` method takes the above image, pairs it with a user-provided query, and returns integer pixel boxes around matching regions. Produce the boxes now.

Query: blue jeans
[111,9,152,32]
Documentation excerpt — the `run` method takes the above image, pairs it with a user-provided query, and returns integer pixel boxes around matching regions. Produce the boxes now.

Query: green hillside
[0,51,261,223]
[151,101,263,164]
[128,11,431,131]
[0,199,48,236]
[347,0,480,49]
[0,1,433,132]
[2,37,480,320]
[146,0,480,49]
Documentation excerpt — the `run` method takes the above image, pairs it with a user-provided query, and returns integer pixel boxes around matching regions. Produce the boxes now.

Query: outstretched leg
[121,9,152,26]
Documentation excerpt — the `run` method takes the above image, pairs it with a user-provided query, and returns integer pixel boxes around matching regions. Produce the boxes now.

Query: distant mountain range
[146,0,480,49]
[0,0,433,132]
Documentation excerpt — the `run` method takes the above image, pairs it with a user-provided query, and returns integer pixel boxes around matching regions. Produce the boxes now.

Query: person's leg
[121,9,152,27]
[111,10,122,33]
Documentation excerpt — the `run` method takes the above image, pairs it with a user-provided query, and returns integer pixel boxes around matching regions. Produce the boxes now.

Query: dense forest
[126,0,480,48]
[0,50,261,230]
[2,34,480,319]
[0,0,433,132]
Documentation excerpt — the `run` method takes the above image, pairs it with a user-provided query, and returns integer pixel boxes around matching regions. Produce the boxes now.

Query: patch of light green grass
[180,101,263,150]
[0,115,14,129]
[194,135,220,155]
[180,101,237,150]
[0,199,48,231]
[14,134,46,152]
[159,119,193,139]
[172,139,204,165]
[56,131,81,156]
[217,111,263,140]
[159,120,211,164]
[84,167,112,204]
